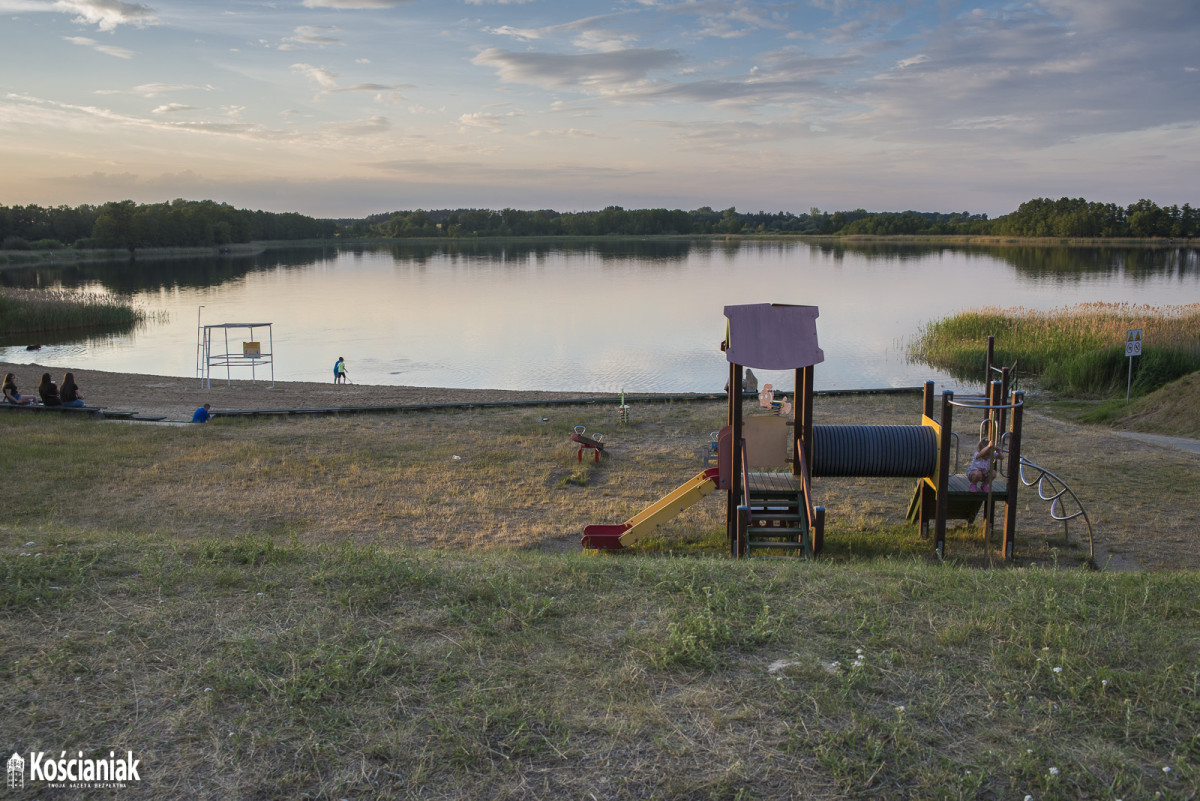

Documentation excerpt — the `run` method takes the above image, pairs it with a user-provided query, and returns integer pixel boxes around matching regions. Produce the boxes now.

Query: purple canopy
[723,303,824,370]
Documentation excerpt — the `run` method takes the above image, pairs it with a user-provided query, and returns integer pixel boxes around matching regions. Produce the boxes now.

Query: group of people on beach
[2,371,85,408]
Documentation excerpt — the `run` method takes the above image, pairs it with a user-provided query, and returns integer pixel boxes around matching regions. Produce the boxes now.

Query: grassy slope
[2,539,1197,800]
[1113,372,1200,438]
[0,401,1197,799]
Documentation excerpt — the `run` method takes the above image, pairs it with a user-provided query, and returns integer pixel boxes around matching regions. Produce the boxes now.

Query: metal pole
[196,305,205,382]
[727,361,740,556]
[935,390,953,560]
[1003,391,1024,561]
[1127,355,1133,402]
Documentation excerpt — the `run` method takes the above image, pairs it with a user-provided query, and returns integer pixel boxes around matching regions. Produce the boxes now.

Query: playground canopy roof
[723,303,824,370]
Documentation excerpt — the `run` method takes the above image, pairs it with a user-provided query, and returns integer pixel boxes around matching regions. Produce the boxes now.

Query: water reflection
[2,239,1197,393]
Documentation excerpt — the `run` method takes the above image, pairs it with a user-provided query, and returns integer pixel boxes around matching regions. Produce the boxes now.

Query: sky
[1,0,1197,219]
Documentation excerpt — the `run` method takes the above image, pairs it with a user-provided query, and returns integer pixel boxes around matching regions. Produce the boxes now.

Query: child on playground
[968,439,996,492]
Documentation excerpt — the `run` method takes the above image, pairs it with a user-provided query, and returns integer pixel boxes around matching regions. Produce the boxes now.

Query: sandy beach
[1,361,607,421]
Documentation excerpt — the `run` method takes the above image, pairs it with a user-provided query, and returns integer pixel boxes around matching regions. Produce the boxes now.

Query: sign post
[1125,328,1143,402]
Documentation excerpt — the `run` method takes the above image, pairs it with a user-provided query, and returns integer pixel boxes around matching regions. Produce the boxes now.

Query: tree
[92,200,139,252]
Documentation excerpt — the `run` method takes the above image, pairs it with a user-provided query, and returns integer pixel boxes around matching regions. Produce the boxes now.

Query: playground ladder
[743,474,812,556]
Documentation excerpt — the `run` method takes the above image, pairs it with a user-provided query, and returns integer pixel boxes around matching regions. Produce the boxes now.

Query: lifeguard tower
[198,322,275,389]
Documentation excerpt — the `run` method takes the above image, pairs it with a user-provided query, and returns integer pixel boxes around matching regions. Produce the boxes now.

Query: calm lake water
[2,240,1197,394]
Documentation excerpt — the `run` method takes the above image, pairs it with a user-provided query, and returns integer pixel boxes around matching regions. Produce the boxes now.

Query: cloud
[2,92,302,143]
[63,35,133,58]
[323,115,390,136]
[151,103,195,113]
[332,83,409,94]
[301,0,415,8]
[472,47,684,91]
[280,25,344,51]
[94,82,208,97]
[53,0,156,31]
[528,128,609,139]
[291,63,341,89]
[486,15,639,53]
[0,0,53,10]
[844,2,1200,148]
[457,110,523,132]
[290,63,412,99]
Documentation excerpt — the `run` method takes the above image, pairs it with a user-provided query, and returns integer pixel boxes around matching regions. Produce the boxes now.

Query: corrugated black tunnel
[811,424,938,477]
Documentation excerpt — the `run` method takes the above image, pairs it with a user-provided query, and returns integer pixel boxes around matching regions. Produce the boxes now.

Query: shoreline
[0,361,610,422]
[3,361,932,422]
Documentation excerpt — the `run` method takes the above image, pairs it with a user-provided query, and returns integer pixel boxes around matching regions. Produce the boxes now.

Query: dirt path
[1110,430,1200,456]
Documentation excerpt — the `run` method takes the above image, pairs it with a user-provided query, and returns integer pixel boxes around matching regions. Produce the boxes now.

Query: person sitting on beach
[3,373,38,406]
[968,439,996,492]
[192,403,212,423]
[38,373,62,406]
[60,372,85,408]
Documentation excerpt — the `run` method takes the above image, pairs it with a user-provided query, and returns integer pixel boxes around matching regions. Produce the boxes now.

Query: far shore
[2,234,1194,270]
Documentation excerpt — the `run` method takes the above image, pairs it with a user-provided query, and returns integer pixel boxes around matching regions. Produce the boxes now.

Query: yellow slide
[582,467,721,549]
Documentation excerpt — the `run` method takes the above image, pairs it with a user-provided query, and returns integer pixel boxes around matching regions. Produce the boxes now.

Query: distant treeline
[339,197,1200,239]
[0,199,336,251]
[1,196,1195,251]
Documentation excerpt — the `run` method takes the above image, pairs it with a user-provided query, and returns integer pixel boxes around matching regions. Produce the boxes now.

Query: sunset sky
[1,0,1197,218]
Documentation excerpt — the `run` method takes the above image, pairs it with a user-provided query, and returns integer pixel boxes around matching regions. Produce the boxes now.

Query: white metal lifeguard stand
[198,322,275,388]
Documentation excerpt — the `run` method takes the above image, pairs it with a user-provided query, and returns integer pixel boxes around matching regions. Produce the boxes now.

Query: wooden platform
[945,474,1007,496]
[746,471,802,496]
[1,403,106,418]
[906,474,1009,525]
[0,404,144,421]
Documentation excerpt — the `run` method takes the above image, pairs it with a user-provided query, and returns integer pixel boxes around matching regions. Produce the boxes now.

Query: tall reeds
[909,302,1200,397]
[0,288,145,336]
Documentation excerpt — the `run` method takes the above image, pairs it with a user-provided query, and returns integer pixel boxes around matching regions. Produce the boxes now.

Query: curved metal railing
[995,439,1095,562]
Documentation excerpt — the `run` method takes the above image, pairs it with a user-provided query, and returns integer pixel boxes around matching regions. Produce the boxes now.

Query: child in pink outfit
[968,439,995,492]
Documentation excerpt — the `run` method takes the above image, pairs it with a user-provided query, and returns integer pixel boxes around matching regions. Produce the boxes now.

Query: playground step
[750,512,802,522]
[748,491,801,502]
[744,522,801,534]
[748,540,807,552]
[747,500,800,511]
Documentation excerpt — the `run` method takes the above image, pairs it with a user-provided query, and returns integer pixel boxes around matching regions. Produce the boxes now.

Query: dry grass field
[2,389,1195,569]
[2,390,1198,799]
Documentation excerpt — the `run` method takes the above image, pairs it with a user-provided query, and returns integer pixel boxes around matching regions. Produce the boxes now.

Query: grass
[2,542,1197,799]
[0,287,146,337]
[909,302,1200,397]
[1099,372,1200,438]
[1,395,1197,798]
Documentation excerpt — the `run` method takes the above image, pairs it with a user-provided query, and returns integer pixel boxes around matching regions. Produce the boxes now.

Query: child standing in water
[968,439,996,492]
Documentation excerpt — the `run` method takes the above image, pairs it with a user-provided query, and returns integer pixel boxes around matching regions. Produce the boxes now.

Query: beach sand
[1,361,607,421]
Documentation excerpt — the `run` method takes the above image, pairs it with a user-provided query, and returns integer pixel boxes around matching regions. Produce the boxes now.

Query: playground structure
[581,304,1093,561]
[198,322,275,389]
[571,426,606,463]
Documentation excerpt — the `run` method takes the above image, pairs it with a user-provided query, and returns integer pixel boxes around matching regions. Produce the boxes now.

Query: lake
[2,240,1196,395]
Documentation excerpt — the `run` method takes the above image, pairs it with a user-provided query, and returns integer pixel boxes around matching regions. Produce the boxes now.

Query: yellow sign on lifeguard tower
[243,341,261,358]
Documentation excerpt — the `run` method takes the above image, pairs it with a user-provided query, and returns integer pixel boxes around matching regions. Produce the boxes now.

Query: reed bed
[0,287,145,336]
[909,302,1200,397]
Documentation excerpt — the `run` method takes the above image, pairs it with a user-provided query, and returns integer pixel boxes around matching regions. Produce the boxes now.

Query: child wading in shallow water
[968,439,996,492]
